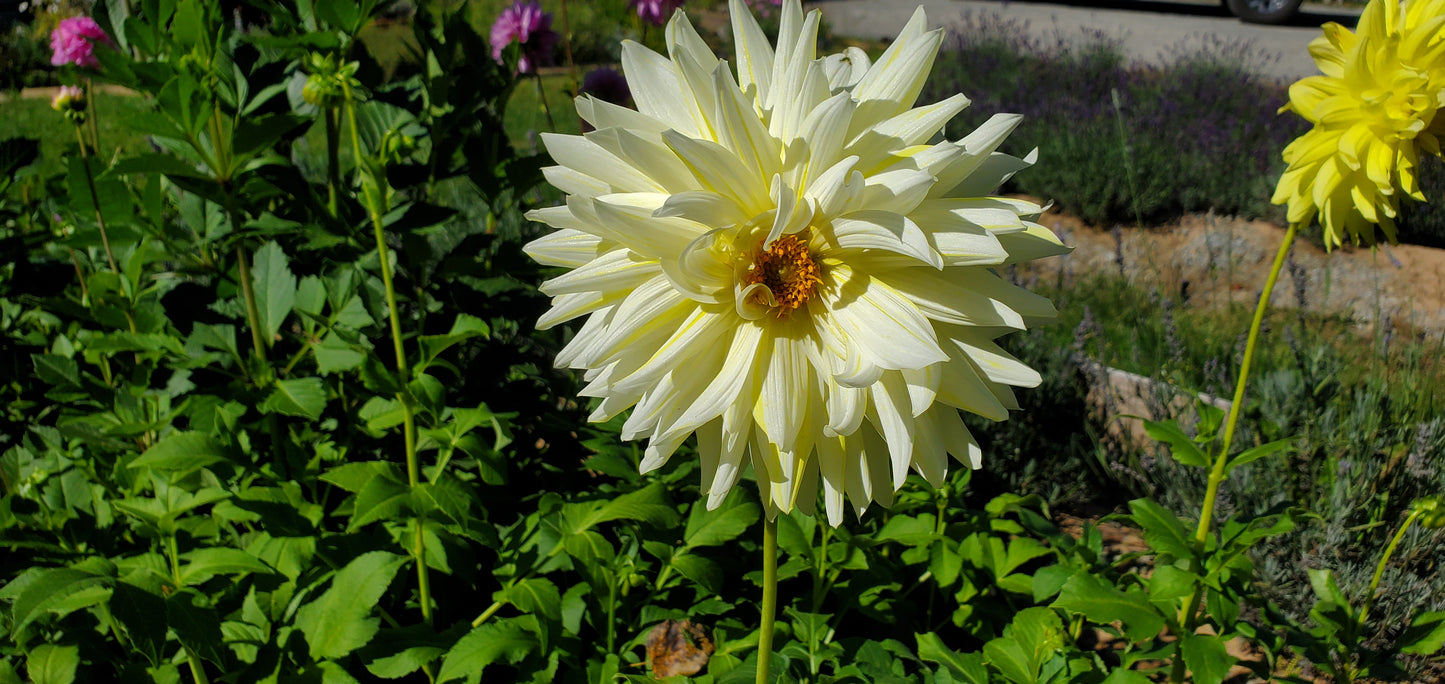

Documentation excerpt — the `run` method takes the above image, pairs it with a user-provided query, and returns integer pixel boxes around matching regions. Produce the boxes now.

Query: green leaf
[107,153,209,179]
[1128,499,1194,562]
[130,431,225,471]
[315,333,365,374]
[1226,438,1292,471]
[1180,633,1235,684]
[982,607,1066,684]
[1099,670,1154,684]
[179,548,274,584]
[261,377,326,420]
[252,241,297,346]
[671,554,724,594]
[8,567,113,638]
[25,644,79,684]
[436,617,539,684]
[916,632,988,683]
[295,551,409,660]
[109,582,167,665]
[930,539,963,588]
[32,354,81,388]
[1147,565,1199,602]
[876,513,938,547]
[564,483,679,533]
[1400,611,1445,655]
[166,589,226,665]
[418,314,489,370]
[498,578,561,621]
[1143,419,1210,468]
[1052,573,1166,643]
[683,493,760,549]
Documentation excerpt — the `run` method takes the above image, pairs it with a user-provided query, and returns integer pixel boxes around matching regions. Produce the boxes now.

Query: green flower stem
[757,515,779,684]
[167,534,211,684]
[1169,221,1298,684]
[1357,509,1422,634]
[325,106,341,218]
[343,86,431,626]
[74,125,120,276]
[84,77,101,151]
[533,72,556,132]
[235,244,267,362]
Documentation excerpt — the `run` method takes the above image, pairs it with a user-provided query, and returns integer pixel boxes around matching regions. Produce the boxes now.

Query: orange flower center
[744,233,821,317]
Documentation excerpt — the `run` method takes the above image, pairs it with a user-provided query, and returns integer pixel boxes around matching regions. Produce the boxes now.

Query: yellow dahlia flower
[524,0,1069,524]
[1272,0,1445,249]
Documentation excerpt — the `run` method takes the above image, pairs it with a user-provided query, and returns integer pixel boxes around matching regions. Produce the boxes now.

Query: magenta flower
[629,0,684,26]
[489,1,558,74]
[50,16,114,69]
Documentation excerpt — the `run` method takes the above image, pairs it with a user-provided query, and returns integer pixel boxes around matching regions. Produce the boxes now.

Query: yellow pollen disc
[745,233,821,317]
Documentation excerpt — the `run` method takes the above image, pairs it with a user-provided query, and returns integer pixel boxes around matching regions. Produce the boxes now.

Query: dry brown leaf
[646,619,715,678]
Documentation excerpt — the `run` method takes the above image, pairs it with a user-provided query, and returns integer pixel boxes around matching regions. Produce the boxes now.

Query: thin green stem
[325,106,341,217]
[74,125,120,275]
[1169,221,1299,684]
[235,244,267,363]
[344,83,429,625]
[533,72,556,132]
[1357,510,1421,634]
[167,534,211,684]
[757,515,779,684]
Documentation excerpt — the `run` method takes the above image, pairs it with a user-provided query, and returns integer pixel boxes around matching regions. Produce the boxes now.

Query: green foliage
[3,1,1444,682]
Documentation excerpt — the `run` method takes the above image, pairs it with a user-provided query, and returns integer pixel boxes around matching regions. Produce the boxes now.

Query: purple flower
[580,67,630,107]
[489,1,558,74]
[629,0,683,26]
[50,16,114,69]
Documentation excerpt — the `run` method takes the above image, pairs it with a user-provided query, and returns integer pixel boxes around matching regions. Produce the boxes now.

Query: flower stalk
[1357,508,1423,634]
[343,80,430,625]
[757,515,778,684]
[1169,221,1299,684]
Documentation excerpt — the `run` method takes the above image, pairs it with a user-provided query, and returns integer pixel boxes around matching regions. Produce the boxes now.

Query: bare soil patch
[1023,207,1445,336]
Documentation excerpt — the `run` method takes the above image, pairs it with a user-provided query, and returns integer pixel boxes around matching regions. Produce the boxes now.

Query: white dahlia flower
[524,0,1069,525]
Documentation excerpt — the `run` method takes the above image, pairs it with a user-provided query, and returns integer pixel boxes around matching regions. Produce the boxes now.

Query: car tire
[1225,0,1304,24]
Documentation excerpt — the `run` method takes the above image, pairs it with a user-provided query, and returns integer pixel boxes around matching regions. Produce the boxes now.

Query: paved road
[810,0,1363,82]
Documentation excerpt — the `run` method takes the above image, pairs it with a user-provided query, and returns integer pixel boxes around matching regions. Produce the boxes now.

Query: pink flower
[489,1,558,75]
[629,0,683,26]
[50,16,114,69]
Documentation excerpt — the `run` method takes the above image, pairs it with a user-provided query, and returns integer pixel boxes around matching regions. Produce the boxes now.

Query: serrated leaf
[261,377,326,420]
[1181,633,1235,684]
[671,554,723,594]
[295,551,409,660]
[418,314,489,369]
[1128,499,1194,562]
[498,578,561,621]
[683,493,759,549]
[436,617,538,684]
[916,632,987,683]
[1052,573,1165,643]
[1143,419,1210,468]
[33,354,81,388]
[566,483,679,532]
[9,567,113,638]
[179,548,275,584]
[983,607,1065,684]
[315,333,364,374]
[130,431,225,471]
[930,539,963,588]
[1147,565,1199,602]
[26,644,79,684]
[876,513,938,547]
[252,241,297,345]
